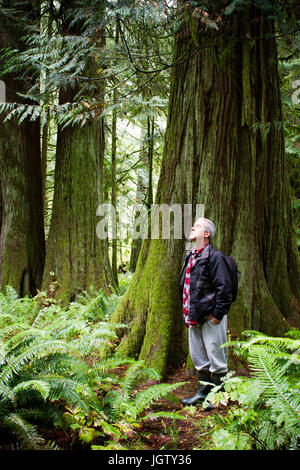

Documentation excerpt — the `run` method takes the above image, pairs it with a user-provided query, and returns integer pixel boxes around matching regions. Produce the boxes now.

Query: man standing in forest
[179,218,233,408]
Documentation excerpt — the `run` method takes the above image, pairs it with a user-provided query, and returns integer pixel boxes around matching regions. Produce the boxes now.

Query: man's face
[188,221,210,243]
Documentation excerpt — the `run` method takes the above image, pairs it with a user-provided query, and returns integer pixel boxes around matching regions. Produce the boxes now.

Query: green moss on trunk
[112,239,186,377]
[0,13,45,296]
[42,7,114,302]
[112,5,300,376]
[42,120,114,302]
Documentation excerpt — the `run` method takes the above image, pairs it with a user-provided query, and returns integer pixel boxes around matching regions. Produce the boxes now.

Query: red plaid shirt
[182,247,205,327]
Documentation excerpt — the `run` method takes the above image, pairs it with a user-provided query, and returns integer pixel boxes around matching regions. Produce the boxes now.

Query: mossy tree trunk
[42,2,115,302]
[0,7,45,297]
[111,5,300,377]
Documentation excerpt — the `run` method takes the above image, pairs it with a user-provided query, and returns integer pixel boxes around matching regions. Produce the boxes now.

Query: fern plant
[207,329,300,450]
[0,334,102,449]
[0,286,127,449]
[103,360,187,422]
[0,287,186,450]
[88,360,187,450]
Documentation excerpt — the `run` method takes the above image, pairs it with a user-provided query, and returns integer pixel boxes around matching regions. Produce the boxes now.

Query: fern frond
[0,339,73,385]
[105,392,138,420]
[241,330,300,354]
[18,405,67,429]
[92,356,135,377]
[119,360,161,399]
[134,382,188,418]
[248,348,300,431]
[1,413,45,449]
[4,327,46,354]
[0,381,14,400]
[12,380,51,401]
[45,376,101,414]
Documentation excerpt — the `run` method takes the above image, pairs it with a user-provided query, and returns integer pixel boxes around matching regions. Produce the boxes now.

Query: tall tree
[0,2,45,296]
[111,1,300,377]
[42,0,115,301]
[110,19,120,286]
[129,116,154,273]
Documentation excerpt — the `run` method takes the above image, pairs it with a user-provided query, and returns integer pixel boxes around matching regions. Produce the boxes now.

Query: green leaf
[212,428,253,450]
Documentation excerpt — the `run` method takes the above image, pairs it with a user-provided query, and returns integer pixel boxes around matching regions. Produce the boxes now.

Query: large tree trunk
[42,2,115,301]
[0,7,45,296]
[111,4,300,377]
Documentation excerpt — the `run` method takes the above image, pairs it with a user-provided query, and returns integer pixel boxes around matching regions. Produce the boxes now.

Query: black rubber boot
[211,371,227,387]
[203,371,227,411]
[181,370,213,407]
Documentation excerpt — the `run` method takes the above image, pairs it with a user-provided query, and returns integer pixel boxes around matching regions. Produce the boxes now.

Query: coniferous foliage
[0,0,174,125]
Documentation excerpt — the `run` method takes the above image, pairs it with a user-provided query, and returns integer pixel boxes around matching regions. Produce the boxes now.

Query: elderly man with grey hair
[179,218,233,408]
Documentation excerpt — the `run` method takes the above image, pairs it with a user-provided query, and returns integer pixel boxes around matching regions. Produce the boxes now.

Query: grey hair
[195,217,216,240]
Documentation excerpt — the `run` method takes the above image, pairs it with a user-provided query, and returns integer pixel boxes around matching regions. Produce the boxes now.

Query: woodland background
[0,0,299,451]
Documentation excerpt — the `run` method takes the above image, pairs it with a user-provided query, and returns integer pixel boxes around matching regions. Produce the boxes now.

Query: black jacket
[179,243,233,322]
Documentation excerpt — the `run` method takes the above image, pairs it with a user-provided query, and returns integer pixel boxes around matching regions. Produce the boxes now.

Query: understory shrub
[206,329,300,450]
[0,286,185,450]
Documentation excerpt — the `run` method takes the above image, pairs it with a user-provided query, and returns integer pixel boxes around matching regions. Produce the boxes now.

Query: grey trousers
[188,316,228,374]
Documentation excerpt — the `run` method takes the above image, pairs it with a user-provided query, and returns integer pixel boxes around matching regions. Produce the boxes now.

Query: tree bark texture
[0,9,45,296]
[111,5,300,377]
[42,3,115,301]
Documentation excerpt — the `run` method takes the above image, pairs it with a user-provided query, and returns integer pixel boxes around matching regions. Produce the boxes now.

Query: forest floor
[97,363,249,451]
[49,366,223,451]
[0,362,248,451]
[0,371,246,452]
[130,367,223,451]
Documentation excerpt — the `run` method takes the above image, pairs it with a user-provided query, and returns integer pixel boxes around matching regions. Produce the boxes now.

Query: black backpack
[207,246,241,302]
[223,255,241,302]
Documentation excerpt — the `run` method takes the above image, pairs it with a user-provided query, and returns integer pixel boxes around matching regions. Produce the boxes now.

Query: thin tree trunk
[129,123,149,272]
[111,92,118,285]
[111,5,300,377]
[41,12,53,220]
[147,115,154,208]
[41,118,49,212]
[0,7,45,297]
[111,21,120,286]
